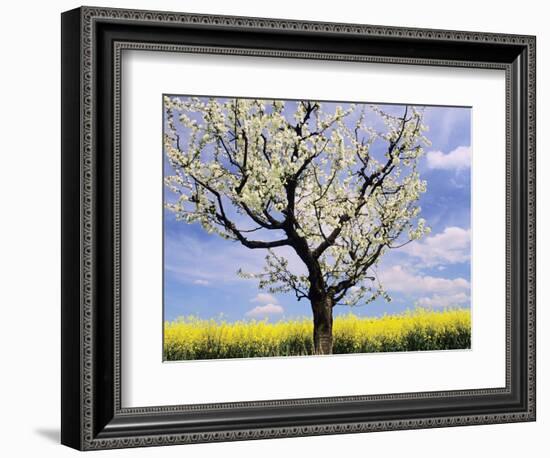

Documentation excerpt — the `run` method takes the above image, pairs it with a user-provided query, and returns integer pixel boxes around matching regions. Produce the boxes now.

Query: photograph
[162,96,472,360]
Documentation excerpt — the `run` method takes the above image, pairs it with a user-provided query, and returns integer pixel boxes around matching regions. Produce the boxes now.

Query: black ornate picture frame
[61,6,536,450]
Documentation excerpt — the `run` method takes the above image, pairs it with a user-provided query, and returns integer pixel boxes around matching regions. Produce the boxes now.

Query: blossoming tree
[164,97,431,355]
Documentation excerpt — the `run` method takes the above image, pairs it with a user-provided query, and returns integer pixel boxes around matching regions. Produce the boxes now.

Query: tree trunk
[311,295,334,355]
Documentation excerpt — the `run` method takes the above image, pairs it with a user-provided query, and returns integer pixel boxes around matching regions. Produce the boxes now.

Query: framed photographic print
[61,6,536,450]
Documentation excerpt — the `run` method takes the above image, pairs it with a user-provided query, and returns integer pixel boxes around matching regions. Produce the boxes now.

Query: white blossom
[164,97,431,306]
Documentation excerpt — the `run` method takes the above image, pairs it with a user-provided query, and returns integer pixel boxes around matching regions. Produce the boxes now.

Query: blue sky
[163,98,471,322]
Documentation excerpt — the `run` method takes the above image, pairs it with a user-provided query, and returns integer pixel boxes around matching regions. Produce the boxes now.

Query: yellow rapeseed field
[164,308,471,360]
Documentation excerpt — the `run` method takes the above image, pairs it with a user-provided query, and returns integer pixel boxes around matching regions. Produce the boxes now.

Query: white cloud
[403,226,471,267]
[193,279,210,286]
[164,233,267,284]
[416,292,470,308]
[426,146,471,170]
[164,232,306,285]
[379,265,470,296]
[245,303,284,318]
[246,293,284,318]
[251,293,278,304]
